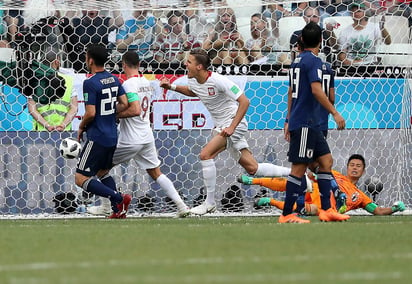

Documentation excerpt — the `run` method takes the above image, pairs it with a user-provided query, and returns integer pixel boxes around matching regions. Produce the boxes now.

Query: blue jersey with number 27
[83,71,125,147]
[288,50,324,131]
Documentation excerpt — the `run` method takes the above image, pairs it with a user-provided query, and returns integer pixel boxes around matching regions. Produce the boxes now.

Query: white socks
[255,163,291,177]
[201,159,216,205]
[156,174,186,207]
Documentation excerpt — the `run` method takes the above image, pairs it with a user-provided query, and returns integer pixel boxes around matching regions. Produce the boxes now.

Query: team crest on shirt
[208,87,215,96]
[351,192,359,202]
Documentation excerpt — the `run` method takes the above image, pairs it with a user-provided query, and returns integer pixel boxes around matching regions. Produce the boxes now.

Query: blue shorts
[288,127,331,164]
[76,140,116,177]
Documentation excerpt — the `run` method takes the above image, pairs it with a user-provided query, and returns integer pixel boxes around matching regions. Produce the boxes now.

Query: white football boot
[190,202,216,216]
[176,203,191,218]
[87,197,112,216]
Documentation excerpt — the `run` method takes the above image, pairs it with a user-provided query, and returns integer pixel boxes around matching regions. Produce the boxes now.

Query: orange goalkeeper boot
[278,213,310,224]
[318,208,350,222]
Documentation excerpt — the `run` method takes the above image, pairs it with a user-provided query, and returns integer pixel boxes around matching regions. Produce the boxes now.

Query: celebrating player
[89,51,191,218]
[281,22,348,223]
[160,48,290,215]
[75,44,133,219]
[239,154,406,215]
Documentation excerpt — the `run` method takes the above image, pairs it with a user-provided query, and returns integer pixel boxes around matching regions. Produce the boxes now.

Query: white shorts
[112,141,161,170]
[212,119,250,161]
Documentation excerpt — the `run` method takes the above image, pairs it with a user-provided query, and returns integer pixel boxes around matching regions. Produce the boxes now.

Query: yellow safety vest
[34,73,74,131]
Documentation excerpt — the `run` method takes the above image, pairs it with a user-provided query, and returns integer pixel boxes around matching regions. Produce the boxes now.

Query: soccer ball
[59,138,81,159]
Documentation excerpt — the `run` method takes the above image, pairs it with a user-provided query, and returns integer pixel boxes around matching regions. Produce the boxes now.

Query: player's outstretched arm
[365,201,406,215]
[159,78,196,97]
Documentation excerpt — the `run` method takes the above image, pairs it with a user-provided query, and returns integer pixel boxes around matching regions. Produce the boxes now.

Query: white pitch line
[1,252,412,272]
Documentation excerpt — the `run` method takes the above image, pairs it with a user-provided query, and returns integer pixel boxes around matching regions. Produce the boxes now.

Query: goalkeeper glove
[391,201,406,213]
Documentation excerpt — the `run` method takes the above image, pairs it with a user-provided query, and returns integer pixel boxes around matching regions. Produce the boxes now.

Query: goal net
[0,0,411,217]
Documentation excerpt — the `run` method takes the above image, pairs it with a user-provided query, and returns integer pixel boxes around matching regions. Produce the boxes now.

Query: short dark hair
[122,51,140,68]
[347,154,366,168]
[251,13,267,21]
[167,10,183,19]
[86,44,108,67]
[349,2,366,11]
[189,49,211,69]
[301,22,321,48]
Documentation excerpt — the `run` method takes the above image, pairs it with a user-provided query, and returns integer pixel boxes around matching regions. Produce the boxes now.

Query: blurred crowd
[0,0,411,70]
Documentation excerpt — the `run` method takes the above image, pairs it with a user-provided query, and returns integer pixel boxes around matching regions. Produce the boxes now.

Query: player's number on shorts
[101,87,119,115]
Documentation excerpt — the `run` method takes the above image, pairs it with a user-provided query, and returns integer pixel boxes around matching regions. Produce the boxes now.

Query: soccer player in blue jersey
[280,22,349,223]
[75,44,133,219]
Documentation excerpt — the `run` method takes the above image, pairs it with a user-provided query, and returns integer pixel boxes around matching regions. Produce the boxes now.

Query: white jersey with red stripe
[187,72,246,128]
[118,75,154,145]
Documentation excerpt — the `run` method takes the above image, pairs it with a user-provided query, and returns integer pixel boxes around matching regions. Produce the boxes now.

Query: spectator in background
[116,10,162,65]
[338,2,391,65]
[378,0,412,26]
[22,0,56,27]
[153,11,201,64]
[290,7,337,63]
[262,2,307,38]
[28,50,78,131]
[3,8,23,44]
[246,13,290,64]
[184,1,221,42]
[202,7,249,65]
[66,1,124,72]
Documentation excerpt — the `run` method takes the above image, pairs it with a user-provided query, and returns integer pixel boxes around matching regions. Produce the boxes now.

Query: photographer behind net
[27,50,78,131]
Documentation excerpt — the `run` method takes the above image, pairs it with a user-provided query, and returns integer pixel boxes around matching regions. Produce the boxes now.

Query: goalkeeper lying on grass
[239,154,406,215]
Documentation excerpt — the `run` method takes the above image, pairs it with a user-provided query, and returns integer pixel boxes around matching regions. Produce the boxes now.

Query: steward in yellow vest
[28,51,78,131]
[33,73,75,131]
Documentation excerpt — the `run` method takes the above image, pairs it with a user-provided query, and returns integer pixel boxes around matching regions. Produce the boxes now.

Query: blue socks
[100,174,117,191]
[295,175,307,215]
[317,172,334,210]
[283,175,305,216]
[82,178,122,204]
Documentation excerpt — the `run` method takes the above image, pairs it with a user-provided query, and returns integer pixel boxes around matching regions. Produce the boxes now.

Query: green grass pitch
[1,216,411,284]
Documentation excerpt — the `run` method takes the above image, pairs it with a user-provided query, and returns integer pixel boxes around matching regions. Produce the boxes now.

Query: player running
[160,48,290,215]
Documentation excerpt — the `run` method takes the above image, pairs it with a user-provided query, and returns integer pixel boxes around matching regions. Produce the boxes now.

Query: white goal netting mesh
[0,0,411,217]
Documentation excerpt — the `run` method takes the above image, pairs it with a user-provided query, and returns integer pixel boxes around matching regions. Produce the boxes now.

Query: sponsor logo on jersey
[208,87,215,96]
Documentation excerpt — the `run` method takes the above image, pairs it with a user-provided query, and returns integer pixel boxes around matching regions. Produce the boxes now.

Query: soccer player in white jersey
[88,51,190,218]
[160,48,291,215]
